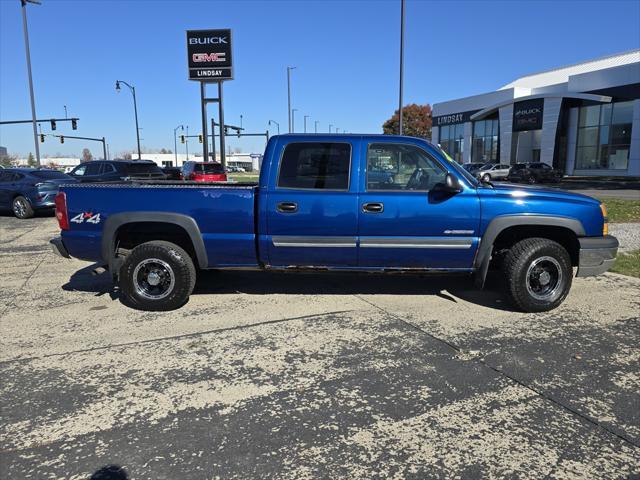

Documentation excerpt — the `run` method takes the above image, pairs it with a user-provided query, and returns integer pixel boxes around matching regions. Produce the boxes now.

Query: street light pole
[21,0,41,166]
[115,80,142,160]
[185,125,189,160]
[329,124,333,133]
[173,124,184,165]
[268,120,280,134]
[304,115,310,133]
[314,120,319,133]
[292,109,298,133]
[287,66,296,133]
[398,0,405,135]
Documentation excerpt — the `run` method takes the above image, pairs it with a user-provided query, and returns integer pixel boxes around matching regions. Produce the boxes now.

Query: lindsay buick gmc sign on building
[187,29,233,80]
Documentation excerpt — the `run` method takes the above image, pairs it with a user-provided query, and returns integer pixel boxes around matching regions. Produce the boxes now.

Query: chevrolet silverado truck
[50,135,618,312]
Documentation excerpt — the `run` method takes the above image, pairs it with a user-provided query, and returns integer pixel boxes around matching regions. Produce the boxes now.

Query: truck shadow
[63,265,513,312]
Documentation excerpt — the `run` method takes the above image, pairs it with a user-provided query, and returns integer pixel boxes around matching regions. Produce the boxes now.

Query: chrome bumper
[576,235,618,277]
[50,236,70,259]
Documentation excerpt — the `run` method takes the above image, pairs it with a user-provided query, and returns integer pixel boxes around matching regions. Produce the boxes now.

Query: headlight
[600,203,608,236]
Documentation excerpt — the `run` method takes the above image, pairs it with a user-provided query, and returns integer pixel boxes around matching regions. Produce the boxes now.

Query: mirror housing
[433,173,462,194]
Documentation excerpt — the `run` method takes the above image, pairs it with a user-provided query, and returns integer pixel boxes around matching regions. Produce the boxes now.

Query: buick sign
[513,98,544,131]
[187,29,233,81]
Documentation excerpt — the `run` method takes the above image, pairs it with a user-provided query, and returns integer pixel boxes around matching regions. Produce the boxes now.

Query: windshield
[125,163,163,174]
[195,163,225,174]
[30,170,70,179]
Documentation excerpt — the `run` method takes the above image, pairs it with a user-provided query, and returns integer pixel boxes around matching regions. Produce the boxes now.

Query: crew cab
[51,135,618,312]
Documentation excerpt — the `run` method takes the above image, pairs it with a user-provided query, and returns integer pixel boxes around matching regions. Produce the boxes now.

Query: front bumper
[576,235,618,277]
[50,236,70,259]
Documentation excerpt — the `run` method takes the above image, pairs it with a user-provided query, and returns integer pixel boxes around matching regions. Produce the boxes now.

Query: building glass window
[576,101,633,170]
[472,118,499,163]
[439,123,464,163]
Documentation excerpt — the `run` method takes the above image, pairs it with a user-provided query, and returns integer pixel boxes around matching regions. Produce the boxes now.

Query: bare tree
[81,148,93,162]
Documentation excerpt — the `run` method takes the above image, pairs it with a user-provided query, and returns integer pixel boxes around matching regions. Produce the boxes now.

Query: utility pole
[314,120,319,133]
[21,0,41,166]
[329,124,333,133]
[287,66,296,133]
[292,109,298,133]
[398,0,405,135]
[304,115,310,133]
[186,125,189,160]
[173,124,183,165]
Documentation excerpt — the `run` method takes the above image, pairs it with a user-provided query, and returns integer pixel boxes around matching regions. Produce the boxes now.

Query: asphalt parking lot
[1,214,639,479]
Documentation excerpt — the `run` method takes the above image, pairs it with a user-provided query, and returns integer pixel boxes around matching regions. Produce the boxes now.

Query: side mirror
[433,173,462,194]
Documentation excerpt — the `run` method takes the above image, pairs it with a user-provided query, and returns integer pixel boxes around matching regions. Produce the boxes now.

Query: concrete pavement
[1,215,638,479]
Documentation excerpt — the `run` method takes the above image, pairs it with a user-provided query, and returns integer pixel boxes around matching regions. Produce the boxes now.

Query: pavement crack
[0,309,356,365]
[350,292,640,450]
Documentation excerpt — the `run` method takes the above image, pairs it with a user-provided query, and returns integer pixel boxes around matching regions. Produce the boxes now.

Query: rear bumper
[50,236,70,259]
[576,235,618,277]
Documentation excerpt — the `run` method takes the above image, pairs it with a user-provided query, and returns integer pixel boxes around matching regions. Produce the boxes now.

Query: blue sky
[1,0,639,158]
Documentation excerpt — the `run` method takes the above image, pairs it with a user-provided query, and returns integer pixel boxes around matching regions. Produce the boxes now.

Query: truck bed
[60,182,259,267]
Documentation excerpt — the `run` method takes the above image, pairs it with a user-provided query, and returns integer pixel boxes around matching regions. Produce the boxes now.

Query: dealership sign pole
[187,29,233,167]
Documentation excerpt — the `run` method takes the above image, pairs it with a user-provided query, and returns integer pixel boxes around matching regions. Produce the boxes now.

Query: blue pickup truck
[51,134,618,312]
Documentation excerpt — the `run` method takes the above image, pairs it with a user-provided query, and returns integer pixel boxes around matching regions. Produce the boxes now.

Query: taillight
[55,192,69,230]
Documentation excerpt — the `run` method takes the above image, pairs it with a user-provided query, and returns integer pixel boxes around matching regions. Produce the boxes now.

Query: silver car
[476,163,511,181]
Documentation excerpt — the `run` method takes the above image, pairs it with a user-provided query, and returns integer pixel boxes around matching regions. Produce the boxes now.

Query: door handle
[362,202,384,213]
[277,202,298,213]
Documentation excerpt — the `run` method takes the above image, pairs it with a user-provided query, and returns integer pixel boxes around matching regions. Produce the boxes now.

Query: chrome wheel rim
[13,198,27,217]
[133,258,175,300]
[526,256,563,301]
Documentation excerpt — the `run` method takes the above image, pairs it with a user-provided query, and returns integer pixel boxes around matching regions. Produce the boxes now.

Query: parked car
[463,162,489,176]
[0,168,77,219]
[476,163,511,182]
[161,167,183,180]
[507,163,563,184]
[69,160,166,183]
[181,161,227,182]
[52,134,616,313]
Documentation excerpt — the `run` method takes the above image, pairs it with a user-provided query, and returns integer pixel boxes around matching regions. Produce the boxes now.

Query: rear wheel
[12,196,34,219]
[119,241,196,311]
[527,175,537,184]
[503,238,572,312]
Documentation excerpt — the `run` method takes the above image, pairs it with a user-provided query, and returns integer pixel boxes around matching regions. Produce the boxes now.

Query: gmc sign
[187,29,233,81]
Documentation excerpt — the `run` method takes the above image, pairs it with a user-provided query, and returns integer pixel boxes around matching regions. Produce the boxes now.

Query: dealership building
[432,50,640,176]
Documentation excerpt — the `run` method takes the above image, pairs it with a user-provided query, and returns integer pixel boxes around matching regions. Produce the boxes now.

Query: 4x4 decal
[70,212,101,224]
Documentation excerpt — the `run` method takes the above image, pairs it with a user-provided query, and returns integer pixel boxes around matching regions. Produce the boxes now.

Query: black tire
[119,241,196,311]
[502,237,572,312]
[13,196,34,219]
[527,175,537,184]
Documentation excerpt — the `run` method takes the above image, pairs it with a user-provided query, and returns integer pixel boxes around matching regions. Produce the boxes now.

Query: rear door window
[85,163,101,175]
[277,142,351,190]
[124,163,163,175]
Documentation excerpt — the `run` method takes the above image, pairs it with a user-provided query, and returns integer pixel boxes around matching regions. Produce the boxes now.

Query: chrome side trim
[360,237,473,249]
[272,236,357,248]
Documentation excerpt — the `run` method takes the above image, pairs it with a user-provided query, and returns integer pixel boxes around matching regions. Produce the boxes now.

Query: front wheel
[502,238,572,312]
[119,241,196,311]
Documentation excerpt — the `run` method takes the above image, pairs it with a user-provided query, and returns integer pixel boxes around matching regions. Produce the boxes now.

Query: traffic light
[40,134,45,143]
[50,120,56,131]
[198,134,203,143]
[224,127,229,135]
[71,119,77,130]
[237,129,241,138]
[180,135,185,144]
[60,136,64,144]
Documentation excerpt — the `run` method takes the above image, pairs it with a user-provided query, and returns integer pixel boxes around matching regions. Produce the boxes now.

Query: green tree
[27,152,37,167]
[382,103,432,139]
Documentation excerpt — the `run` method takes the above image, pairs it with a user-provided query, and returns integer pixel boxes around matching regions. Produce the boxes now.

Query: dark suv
[507,163,563,184]
[69,160,166,183]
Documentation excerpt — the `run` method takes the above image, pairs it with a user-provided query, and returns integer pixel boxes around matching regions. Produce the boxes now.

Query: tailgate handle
[277,202,298,213]
[362,202,384,213]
